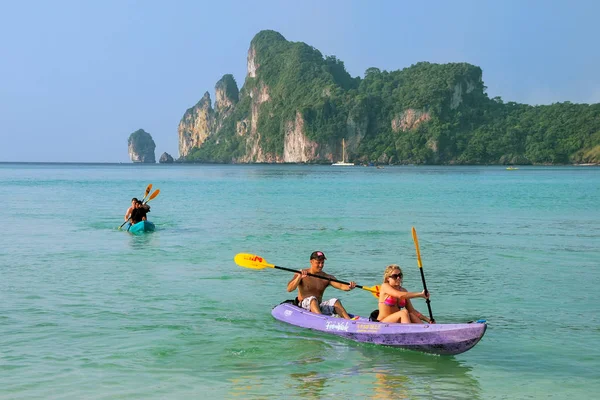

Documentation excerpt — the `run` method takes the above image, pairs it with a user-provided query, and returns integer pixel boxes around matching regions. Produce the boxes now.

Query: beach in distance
[1,163,599,399]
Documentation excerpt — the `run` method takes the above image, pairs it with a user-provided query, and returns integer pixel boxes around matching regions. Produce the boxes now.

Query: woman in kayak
[377,264,432,323]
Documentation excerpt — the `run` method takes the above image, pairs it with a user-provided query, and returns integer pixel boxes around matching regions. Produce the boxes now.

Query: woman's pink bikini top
[380,296,406,308]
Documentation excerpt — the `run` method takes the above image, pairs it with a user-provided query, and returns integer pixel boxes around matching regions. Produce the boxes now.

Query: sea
[1,163,599,399]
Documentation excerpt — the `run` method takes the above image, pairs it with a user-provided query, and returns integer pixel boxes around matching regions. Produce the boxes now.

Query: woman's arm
[383,283,426,301]
[405,299,432,323]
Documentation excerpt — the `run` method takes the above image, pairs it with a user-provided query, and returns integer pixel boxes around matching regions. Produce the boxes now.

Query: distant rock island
[128,129,156,163]
[159,152,174,163]
[174,30,600,165]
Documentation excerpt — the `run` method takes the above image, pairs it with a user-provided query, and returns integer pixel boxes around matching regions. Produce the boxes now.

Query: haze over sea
[1,163,598,399]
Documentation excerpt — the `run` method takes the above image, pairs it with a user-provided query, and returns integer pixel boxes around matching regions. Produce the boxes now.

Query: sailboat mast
[332,138,354,166]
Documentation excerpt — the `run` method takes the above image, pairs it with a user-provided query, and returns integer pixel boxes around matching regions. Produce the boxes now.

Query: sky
[1,0,599,162]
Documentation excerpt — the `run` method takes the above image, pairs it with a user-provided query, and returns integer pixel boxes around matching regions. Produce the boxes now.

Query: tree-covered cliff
[178,30,600,165]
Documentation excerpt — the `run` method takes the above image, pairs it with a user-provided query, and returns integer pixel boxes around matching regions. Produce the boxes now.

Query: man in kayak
[124,197,139,222]
[287,251,356,319]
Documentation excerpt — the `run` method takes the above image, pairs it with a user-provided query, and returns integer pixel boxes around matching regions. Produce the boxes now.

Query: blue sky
[1,0,598,162]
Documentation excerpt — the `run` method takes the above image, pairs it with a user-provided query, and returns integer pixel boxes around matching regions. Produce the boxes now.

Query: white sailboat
[332,138,354,166]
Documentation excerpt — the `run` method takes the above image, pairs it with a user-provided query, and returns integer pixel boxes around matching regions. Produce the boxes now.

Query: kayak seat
[369,309,379,321]
[280,298,300,306]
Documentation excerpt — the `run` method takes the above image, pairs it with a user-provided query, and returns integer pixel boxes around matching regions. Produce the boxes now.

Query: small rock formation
[128,129,156,163]
[159,152,174,163]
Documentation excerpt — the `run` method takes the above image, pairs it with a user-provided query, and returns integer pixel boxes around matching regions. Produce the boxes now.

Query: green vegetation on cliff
[184,30,600,165]
[215,74,239,105]
[252,30,359,148]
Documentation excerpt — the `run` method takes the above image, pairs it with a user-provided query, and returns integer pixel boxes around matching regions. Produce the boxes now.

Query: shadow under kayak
[271,303,486,356]
[125,220,155,233]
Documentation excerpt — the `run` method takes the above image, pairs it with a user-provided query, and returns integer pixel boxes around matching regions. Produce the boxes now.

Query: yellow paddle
[119,184,152,230]
[370,285,381,298]
[144,189,160,204]
[234,253,379,295]
[141,183,152,202]
[412,226,435,323]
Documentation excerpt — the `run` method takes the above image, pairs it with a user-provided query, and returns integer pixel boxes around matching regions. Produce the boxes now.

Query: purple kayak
[271,303,487,355]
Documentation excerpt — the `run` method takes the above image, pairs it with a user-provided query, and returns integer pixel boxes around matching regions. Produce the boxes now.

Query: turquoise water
[1,163,599,399]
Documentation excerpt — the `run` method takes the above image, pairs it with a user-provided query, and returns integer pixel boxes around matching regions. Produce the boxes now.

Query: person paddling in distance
[377,264,432,323]
[287,251,357,320]
[129,200,149,225]
[124,197,139,222]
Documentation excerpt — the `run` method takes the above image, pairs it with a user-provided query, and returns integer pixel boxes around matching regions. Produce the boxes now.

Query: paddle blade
[412,226,423,268]
[367,285,381,298]
[234,253,275,270]
[145,189,160,203]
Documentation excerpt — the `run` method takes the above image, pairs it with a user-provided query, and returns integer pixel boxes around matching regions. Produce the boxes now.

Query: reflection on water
[275,340,482,399]
[221,334,483,398]
[288,371,328,399]
[371,372,411,399]
[356,344,482,400]
[127,230,158,249]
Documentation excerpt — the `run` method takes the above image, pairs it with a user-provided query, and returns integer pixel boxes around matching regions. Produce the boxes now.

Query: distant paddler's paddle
[144,188,160,204]
[118,184,152,230]
[141,183,153,202]
[234,253,378,295]
[412,226,435,323]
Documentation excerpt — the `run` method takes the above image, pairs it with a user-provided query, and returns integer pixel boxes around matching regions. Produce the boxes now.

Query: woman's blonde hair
[383,264,403,283]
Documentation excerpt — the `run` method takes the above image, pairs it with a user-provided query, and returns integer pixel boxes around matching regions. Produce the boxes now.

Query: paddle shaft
[413,227,435,323]
[273,265,368,290]
[418,267,434,322]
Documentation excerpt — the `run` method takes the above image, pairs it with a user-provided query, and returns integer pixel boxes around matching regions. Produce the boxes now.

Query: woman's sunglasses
[390,273,403,280]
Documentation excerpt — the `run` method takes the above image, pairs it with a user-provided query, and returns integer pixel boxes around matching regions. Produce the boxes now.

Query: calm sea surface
[1,163,599,399]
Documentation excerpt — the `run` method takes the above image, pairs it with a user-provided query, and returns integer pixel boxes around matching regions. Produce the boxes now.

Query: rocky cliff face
[178,92,214,158]
[128,129,156,163]
[247,46,258,79]
[392,109,431,132]
[215,74,239,126]
[240,83,272,162]
[283,112,320,163]
[451,80,476,109]
[178,76,241,158]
